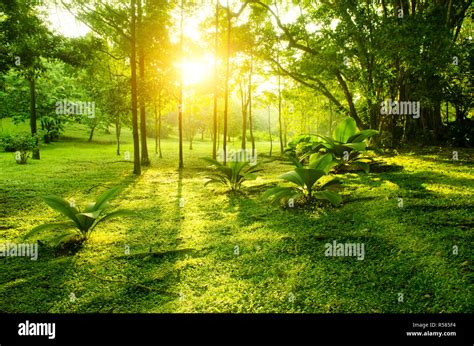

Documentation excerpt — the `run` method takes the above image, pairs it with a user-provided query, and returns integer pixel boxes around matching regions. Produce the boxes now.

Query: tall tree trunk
[335,71,365,129]
[268,106,272,157]
[115,114,121,156]
[329,100,333,135]
[88,125,96,142]
[130,0,141,175]
[278,70,283,154]
[154,102,158,154]
[155,87,163,158]
[248,53,255,155]
[178,0,184,169]
[240,79,247,150]
[29,74,40,160]
[283,105,287,148]
[222,3,231,165]
[138,0,149,166]
[433,100,442,141]
[212,0,219,160]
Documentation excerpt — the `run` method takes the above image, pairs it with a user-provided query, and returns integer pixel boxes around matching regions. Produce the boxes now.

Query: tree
[212,0,219,160]
[130,0,141,174]
[137,0,149,166]
[178,0,184,169]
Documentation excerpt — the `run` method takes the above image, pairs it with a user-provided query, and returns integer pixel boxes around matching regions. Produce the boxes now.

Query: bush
[0,134,17,152]
[0,133,36,164]
[286,118,380,173]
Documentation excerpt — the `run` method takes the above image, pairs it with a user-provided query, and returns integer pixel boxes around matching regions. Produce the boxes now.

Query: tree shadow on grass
[217,185,472,312]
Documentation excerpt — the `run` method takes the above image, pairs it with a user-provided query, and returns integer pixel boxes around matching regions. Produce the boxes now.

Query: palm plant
[201,157,262,191]
[27,186,135,244]
[317,118,379,173]
[263,153,342,207]
[286,118,379,173]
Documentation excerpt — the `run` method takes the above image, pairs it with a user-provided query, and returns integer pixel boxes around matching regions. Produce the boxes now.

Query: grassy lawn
[0,123,473,313]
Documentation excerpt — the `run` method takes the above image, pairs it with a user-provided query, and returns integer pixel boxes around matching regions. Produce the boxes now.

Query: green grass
[0,121,473,313]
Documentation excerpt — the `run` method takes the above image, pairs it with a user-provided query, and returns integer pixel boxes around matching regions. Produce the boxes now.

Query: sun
[181,55,214,86]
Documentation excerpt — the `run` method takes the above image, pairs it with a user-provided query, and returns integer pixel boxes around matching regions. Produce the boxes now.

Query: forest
[0,0,472,314]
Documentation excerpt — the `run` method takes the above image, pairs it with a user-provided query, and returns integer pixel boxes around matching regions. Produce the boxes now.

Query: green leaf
[279,171,305,188]
[294,168,325,191]
[262,186,299,205]
[26,221,76,238]
[342,142,367,152]
[319,177,341,190]
[308,153,336,173]
[43,196,82,229]
[95,209,136,225]
[313,191,342,206]
[243,173,257,180]
[348,129,379,143]
[333,117,357,143]
[93,186,121,211]
[77,210,102,219]
[83,202,97,213]
[201,157,224,167]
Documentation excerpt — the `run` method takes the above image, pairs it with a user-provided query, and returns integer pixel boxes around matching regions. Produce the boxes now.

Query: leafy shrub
[263,153,342,207]
[286,118,379,173]
[27,186,136,245]
[201,157,262,191]
[0,133,36,164]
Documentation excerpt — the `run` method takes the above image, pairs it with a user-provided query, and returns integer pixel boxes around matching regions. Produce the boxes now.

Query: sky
[42,3,90,38]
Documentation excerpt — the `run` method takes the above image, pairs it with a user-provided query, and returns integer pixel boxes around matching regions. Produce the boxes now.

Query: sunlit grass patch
[0,128,473,313]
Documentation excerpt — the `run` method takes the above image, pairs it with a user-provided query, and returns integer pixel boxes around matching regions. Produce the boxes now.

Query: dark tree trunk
[116,114,121,156]
[268,106,272,157]
[29,75,40,160]
[212,0,218,160]
[88,125,96,142]
[240,80,247,150]
[178,0,184,169]
[249,54,255,155]
[131,0,141,175]
[138,0,149,166]
[222,4,231,164]
[278,71,283,154]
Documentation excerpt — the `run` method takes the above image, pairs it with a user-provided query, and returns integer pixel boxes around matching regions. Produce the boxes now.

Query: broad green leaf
[319,177,341,190]
[308,153,336,173]
[280,171,305,188]
[313,191,343,206]
[201,157,224,167]
[26,221,76,238]
[348,129,379,143]
[78,210,102,219]
[93,186,121,211]
[43,196,82,229]
[294,168,325,191]
[333,117,357,143]
[342,142,366,152]
[93,209,136,228]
